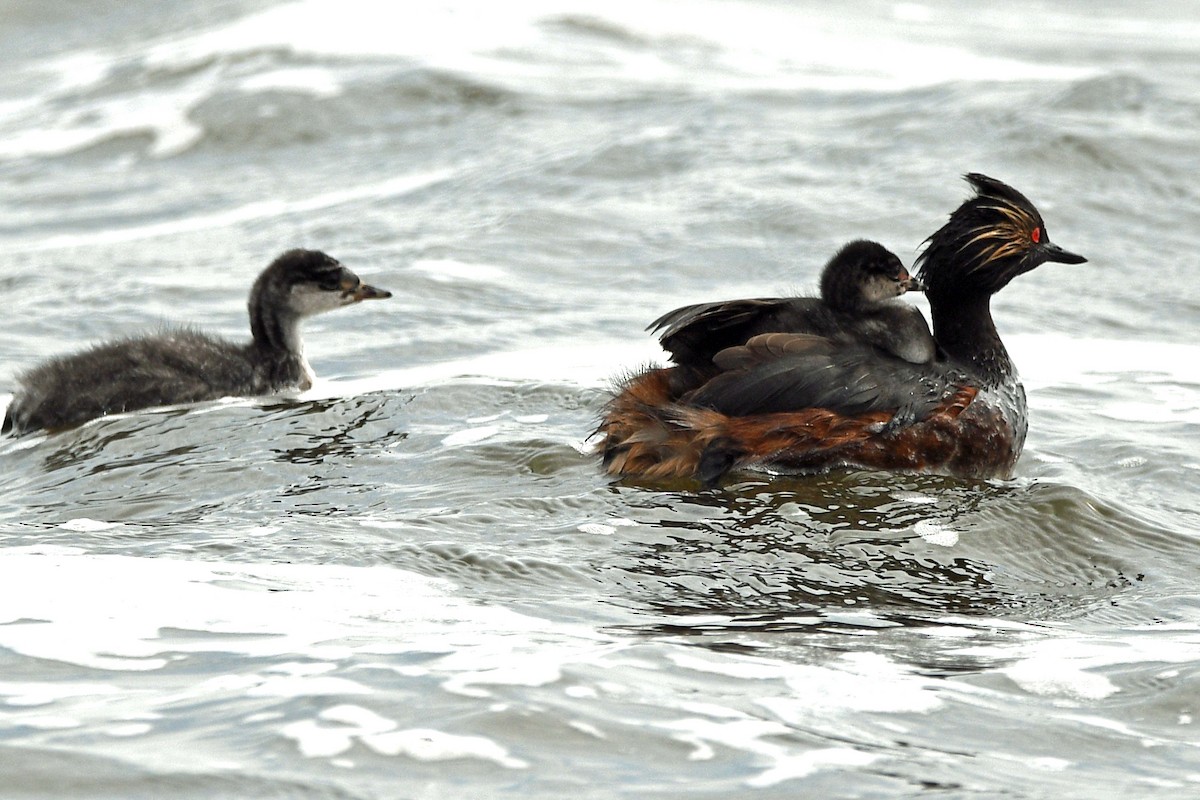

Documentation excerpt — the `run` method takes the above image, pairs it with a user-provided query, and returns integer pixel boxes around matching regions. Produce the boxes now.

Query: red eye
[1031,227,1041,243]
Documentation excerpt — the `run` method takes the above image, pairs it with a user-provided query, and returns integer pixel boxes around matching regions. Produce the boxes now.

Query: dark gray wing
[684,333,957,420]
[886,306,937,365]
[841,305,937,365]
[649,297,828,367]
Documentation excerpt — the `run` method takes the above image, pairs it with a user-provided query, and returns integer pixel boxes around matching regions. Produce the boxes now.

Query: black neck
[247,294,309,388]
[927,289,1014,386]
[249,295,301,356]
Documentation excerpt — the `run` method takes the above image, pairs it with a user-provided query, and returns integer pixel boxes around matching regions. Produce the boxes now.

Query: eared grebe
[3,249,391,435]
[649,240,933,369]
[598,174,1086,485]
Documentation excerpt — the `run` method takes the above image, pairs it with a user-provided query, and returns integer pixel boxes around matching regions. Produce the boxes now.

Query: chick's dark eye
[318,276,341,291]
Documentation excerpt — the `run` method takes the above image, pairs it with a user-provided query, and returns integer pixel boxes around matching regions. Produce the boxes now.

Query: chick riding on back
[598,174,1086,485]
[817,239,934,365]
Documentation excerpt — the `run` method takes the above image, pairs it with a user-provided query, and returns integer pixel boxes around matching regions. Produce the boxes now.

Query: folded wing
[649,297,827,367]
[683,333,958,421]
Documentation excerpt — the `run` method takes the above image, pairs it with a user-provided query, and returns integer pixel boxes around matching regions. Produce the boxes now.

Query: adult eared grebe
[598,174,1085,486]
[3,249,391,435]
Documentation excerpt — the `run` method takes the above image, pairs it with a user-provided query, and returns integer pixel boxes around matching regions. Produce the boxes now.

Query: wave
[139,0,1092,93]
[3,169,453,253]
[1,0,1102,164]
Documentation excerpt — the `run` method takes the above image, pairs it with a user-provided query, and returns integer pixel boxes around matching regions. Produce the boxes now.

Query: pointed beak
[898,268,925,293]
[351,283,392,301]
[1041,241,1087,265]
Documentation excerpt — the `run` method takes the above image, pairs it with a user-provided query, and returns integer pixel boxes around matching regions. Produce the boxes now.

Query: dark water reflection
[601,473,1166,639]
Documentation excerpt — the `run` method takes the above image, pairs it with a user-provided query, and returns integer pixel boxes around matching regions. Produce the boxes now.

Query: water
[2,1,1199,796]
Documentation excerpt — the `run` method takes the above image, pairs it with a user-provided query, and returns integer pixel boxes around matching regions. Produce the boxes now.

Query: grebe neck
[928,290,1014,386]
[249,296,303,356]
[248,296,312,388]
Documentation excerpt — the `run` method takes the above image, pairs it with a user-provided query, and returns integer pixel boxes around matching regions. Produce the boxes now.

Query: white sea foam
[0,681,120,707]
[955,629,1200,705]
[577,522,615,536]
[1003,658,1118,701]
[362,727,529,768]
[913,519,960,547]
[0,70,209,159]
[1012,334,1200,390]
[440,425,501,448]
[748,747,880,787]
[58,518,124,533]
[132,0,1094,96]
[282,705,530,766]
[307,338,662,397]
[237,67,343,97]
[408,259,511,284]
[0,546,1054,780]
[39,51,114,92]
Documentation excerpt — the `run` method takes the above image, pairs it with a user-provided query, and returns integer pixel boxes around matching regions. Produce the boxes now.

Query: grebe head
[253,249,392,319]
[916,173,1086,302]
[820,239,922,313]
[249,249,391,353]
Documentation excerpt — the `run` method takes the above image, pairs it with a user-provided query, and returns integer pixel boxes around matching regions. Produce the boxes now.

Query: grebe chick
[648,240,931,369]
[818,240,934,365]
[598,174,1086,485]
[2,249,391,435]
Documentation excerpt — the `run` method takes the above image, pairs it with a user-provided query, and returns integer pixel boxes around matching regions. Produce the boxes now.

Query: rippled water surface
[2,1,1200,797]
